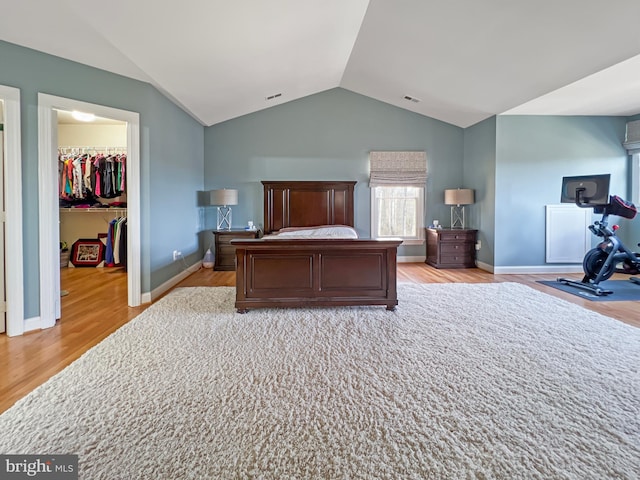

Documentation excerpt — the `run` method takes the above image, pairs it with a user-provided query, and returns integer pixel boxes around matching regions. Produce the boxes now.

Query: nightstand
[425,228,477,269]
[212,230,259,271]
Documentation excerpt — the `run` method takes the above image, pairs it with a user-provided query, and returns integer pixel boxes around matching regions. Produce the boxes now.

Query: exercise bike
[558,174,640,296]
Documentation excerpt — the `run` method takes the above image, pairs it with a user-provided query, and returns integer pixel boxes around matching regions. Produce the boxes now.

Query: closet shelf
[59,208,127,213]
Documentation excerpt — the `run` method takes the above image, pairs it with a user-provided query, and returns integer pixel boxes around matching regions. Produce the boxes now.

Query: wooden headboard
[262,181,356,234]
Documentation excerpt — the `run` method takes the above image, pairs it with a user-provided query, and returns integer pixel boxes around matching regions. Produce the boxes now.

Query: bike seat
[607,195,637,219]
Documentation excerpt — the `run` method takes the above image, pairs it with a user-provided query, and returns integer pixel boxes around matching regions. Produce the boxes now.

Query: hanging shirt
[72,156,85,198]
[84,155,93,192]
[105,219,116,266]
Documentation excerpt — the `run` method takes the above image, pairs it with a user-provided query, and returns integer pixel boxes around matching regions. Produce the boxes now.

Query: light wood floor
[0,264,637,414]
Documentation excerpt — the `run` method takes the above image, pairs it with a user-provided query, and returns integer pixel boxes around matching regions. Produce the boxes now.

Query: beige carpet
[0,283,638,479]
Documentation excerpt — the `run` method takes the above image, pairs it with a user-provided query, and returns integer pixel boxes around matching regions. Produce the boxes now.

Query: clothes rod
[58,146,127,152]
[59,207,127,212]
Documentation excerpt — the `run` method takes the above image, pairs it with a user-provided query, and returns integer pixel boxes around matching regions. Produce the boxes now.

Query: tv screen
[560,174,610,206]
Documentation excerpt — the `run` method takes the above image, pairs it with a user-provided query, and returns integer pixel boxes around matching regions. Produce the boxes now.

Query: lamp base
[450,205,466,229]
[216,206,232,230]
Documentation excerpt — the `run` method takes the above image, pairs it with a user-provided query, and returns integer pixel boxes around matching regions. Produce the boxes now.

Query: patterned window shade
[369,151,427,187]
[623,120,640,154]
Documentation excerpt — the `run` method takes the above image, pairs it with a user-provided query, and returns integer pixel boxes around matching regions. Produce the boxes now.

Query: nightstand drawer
[440,254,474,265]
[212,230,259,271]
[440,243,473,254]
[216,235,234,245]
[438,231,476,242]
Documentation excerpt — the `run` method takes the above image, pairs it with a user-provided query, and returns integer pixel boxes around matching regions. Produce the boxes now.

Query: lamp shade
[210,189,238,206]
[444,188,474,206]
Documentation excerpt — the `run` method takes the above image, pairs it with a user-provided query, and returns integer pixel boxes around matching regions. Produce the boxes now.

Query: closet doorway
[38,94,141,329]
[57,111,129,315]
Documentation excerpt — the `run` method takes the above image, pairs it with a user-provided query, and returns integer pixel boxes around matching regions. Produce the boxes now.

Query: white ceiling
[2,0,640,128]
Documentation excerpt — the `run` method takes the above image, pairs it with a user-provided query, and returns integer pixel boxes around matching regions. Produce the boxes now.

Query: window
[624,121,640,204]
[369,151,427,244]
[371,186,424,243]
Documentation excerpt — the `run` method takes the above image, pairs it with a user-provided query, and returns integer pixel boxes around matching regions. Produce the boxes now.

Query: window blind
[369,151,427,187]
[623,120,640,154]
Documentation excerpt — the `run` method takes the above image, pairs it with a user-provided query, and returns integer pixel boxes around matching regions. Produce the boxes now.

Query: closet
[58,111,128,278]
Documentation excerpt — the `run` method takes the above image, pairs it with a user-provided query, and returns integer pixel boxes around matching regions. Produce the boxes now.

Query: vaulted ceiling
[2,0,640,128]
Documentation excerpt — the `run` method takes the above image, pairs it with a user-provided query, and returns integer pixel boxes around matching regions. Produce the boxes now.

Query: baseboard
[143,261,582,303]
[148,262,202,302]
[23,316,42,333]
[492,265,584,275]
[398,255,426,263]
[476,261,493,273]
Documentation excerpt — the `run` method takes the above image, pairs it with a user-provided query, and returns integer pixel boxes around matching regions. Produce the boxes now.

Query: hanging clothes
[105,216,127,268]
[58,148,126,204]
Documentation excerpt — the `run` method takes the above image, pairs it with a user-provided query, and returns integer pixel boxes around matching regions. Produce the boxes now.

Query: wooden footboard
[231,238,402,313]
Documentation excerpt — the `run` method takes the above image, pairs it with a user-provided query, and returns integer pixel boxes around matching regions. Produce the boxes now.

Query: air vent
[265,93,282,101]
[403,95,421,103]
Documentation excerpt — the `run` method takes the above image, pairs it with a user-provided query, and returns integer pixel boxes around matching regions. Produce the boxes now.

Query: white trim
[492,265,584,275]
[400,239,425,246]
[23,316,41,333]
[38,94,142,331]
[398,255,426,263]
[398,259,584,274]
[126,120,142,307]
[632,152,639,206]
[148,262,202,302]
[37,104,58,328]
[0,85,25,336]
[476,261,494,273]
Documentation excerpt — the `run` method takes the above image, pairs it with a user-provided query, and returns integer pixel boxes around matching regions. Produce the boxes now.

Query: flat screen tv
[560,174,610,207]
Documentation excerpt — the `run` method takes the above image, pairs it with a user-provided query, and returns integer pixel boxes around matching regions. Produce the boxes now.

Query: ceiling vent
[265,93,282,101]
[403,95,421,103]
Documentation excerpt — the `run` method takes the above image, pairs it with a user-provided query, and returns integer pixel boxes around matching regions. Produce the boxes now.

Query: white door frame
[38,94,141,329]
[0,85,24,336]
[0,119,4,333]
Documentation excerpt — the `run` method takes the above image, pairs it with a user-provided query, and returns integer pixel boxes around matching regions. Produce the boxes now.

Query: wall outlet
[173,250,182,261]
[475,240,481,251]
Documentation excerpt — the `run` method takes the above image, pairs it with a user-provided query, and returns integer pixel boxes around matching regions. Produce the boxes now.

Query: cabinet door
[545,205,590,263]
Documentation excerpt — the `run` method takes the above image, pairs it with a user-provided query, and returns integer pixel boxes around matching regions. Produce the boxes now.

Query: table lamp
[444,188,474,229]
[210,189,238,230]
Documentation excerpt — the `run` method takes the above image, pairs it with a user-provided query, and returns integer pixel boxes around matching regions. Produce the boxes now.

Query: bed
[231,180,402,313]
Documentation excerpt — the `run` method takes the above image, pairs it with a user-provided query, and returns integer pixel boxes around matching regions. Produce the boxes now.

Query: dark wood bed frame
[231,181,401,313]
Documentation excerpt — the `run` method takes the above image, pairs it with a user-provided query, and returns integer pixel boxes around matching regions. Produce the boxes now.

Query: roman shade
[369,151,427,187]
[623,120,640,154]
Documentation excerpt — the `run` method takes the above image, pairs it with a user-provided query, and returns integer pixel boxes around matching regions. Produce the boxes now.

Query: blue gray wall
[204,88,464,258]
[0,40,204,317]
[463,116,497,266]
[1,37,638,321]
[204,90,636,266]
[494,115,629,268]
